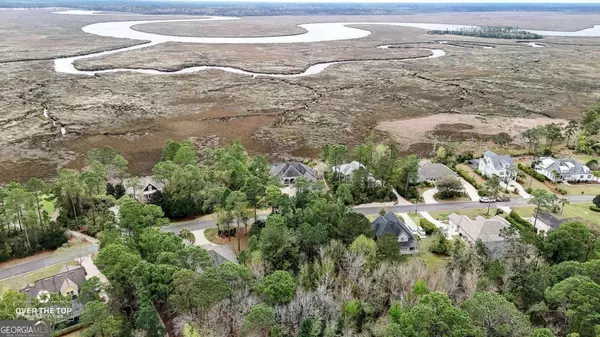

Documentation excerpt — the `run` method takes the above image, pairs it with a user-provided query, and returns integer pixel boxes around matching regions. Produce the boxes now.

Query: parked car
[479,197,496,203]
[497,195,511,202]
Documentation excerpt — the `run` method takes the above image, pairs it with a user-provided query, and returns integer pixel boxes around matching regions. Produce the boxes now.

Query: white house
[478,151,516,183]
[534,157,594,182]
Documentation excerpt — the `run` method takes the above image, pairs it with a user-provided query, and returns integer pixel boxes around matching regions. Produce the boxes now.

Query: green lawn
[411,236,450,272]
[560,203,600,225]
[428,207,498,221]
[511,205,536,218]
[520,172,554,194]
[456,164,487,186]
[204,228,218,243]
[558,183,600,196]
[40,195,55,215]
[0,262,78,295]
[512,203,599,226]
[574,154,597,164]
[435,195,473,203]
[406,212,423,225]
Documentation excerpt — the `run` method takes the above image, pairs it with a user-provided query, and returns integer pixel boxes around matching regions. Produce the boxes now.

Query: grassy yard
[512,203,599,226]
[456,164,487,186]
[406,212,423,225]
[435,195,472,203]
[429,207,498,221]
[204,227,218,242]
[574,154,598,164]
[511,205,536,218]
[520,172,555,194]
[558,183,600,196]
[411,236,450,272]
[559,203,600,225]
[0,261,78,295]
[204,226,251,255]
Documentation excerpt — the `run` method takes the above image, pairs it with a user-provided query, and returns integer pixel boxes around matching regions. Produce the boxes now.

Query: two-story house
[478,151,516,183]
[534,157,594,182]
[371,211,418,254]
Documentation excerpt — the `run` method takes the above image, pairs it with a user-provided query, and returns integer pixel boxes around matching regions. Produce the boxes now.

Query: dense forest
[428,26,543,39]
[2,1,600,16]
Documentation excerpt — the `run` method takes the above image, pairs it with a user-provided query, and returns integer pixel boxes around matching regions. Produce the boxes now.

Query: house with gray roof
[271,162,318,186]
[478,151,516,183]
[418,163,457,183]
[534,157,594,182]
[125,176,164,202]
[201,243,239,266]
[449,214,511,257]
[21,265,87,299]
[371,211,418,254]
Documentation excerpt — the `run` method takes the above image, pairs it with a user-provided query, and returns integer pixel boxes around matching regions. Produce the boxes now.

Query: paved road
[2,195,593,279]
[163,195,595,233]
[0,244,98,280]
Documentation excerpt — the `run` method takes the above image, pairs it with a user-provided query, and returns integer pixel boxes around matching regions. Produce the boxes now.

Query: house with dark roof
[478,151,516,183]
[535,212,569,230]
[271,162,318,186]
[371,211,418,254]
[449,214,511,257]
[21,265,87,299]
[418,163,457,183]
[534,157,594,182]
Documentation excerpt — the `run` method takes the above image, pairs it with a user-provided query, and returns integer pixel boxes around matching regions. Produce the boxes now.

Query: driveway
[501,181,531,199]
[192,229,212,246]
[422,188,439,204]
[460,178,480,201]
[419,212,456,238]
[80,255,109,284]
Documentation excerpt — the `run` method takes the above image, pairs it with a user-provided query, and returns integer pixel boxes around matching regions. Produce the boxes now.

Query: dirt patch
[377,113,569,149]
[435,123,474,131]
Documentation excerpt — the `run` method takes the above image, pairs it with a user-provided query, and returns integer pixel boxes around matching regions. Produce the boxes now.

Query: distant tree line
[428,26,543,39]
[2,0,600,16]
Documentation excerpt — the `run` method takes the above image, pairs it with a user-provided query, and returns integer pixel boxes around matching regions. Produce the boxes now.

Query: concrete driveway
[460,178,480,201]
[501,181,531,199]
[422,188,439,204]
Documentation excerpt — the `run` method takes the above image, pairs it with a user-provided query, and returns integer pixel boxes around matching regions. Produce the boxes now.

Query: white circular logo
[37,290,51,304]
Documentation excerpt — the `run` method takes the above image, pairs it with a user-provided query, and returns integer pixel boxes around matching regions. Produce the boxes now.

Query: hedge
[518,163,547,182]
[456,168,481,190]
[591,206,600,213]
[420,218,439,235]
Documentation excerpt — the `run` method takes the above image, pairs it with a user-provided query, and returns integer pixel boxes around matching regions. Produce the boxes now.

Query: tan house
[449,214,511,257]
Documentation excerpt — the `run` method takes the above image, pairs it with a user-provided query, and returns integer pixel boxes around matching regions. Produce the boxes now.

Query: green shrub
[555,187,567,195]
[429,234,452,256]
[419,218,439,235]
[456,168,480,189]
[518,163,547,182]
[525,187,533,194]
[590,206,600,213]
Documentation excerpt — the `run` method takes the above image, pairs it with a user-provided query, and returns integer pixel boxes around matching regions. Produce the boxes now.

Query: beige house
[449,214,511,257]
